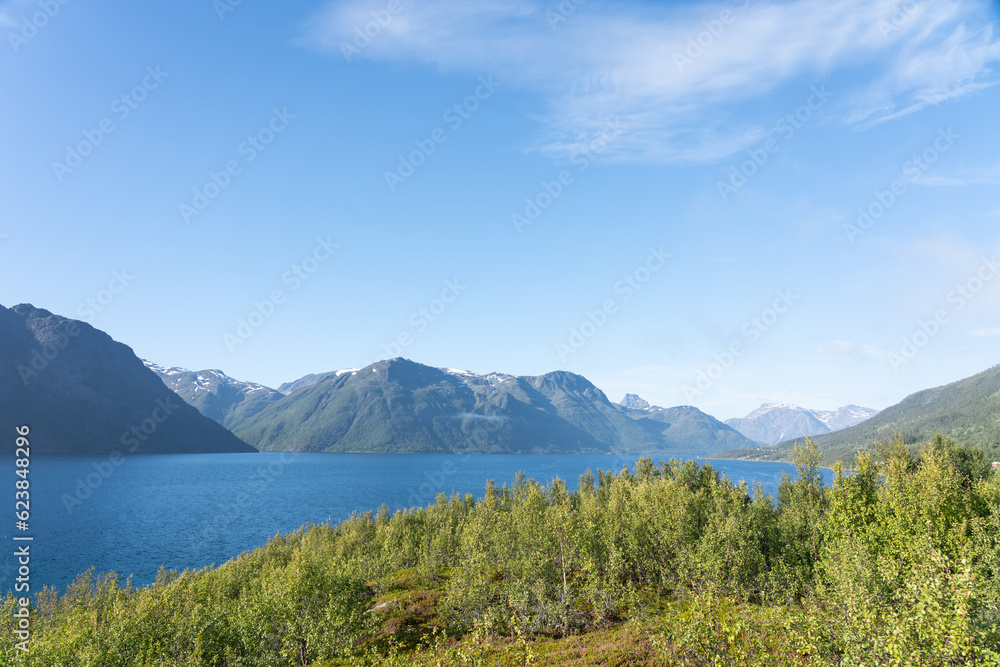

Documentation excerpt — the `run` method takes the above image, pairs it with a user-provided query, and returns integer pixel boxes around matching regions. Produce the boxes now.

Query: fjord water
[2,453,833,593]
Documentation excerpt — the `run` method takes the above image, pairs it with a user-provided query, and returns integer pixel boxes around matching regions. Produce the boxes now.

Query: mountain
[277,371,353,396]
[235,359,758,456]
[616,397,762,456]
[723,403,878,446]
[724,404,828,445]
[813,405,881,432]
[144,362,284,430]
[0,303,256,454]
[619,393,651,410]
[721,365,1000,463]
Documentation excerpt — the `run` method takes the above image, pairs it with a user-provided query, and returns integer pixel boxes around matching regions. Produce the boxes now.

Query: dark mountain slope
[0,303,255,454]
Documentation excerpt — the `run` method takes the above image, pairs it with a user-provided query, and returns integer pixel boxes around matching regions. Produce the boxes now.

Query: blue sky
[1,0,999,420]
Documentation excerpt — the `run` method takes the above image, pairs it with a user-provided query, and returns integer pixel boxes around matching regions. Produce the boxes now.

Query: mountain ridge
[724,402,879,445]
[144,362,284,429]
[0,303,256,454]
[233,359,758,456]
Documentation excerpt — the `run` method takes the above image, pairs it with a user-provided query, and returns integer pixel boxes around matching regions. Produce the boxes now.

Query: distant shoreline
[700,456,838,472]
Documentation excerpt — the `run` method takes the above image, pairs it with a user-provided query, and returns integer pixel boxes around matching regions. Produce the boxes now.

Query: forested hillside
[723,364,1000,464]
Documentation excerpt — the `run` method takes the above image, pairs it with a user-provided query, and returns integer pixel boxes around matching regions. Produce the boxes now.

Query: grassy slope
[320,570,814,666]
[318,568,666,666]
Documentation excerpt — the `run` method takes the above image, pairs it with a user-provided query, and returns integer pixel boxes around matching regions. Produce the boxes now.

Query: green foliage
[14,439,1000,665]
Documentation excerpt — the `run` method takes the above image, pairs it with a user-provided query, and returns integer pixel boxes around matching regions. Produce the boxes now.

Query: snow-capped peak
[143,360,190,376]
[741,403,812,421]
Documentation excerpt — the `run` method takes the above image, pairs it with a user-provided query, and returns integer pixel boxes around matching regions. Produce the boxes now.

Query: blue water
[1,452,832,594]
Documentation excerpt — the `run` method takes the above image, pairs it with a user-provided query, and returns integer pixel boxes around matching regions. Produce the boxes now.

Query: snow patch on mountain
[143,360,284,428]
[143,361,189,377]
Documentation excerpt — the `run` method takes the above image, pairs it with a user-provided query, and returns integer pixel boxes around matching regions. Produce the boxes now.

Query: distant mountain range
[232,359,758,456]
[724,403,879,445]
[0,303,255,454]
[9,301,997,463]
[722,365,1000,463]
[144,362,284,429]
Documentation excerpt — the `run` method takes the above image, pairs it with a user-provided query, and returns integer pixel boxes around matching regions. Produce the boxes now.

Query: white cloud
[845,7,1000,126]
[304,0,1000,164]
[970,327,1000,337]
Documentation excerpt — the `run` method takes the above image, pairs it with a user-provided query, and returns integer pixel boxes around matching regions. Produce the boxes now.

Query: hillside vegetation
[723,364,1000,463]
[4,436,998,666]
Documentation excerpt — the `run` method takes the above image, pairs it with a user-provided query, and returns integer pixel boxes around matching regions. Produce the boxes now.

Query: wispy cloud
[845,7,1000,127]
[302,0,1000,164]
[915,161,1000,186]
[452,412,507,423]
[970,327,1000,337]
